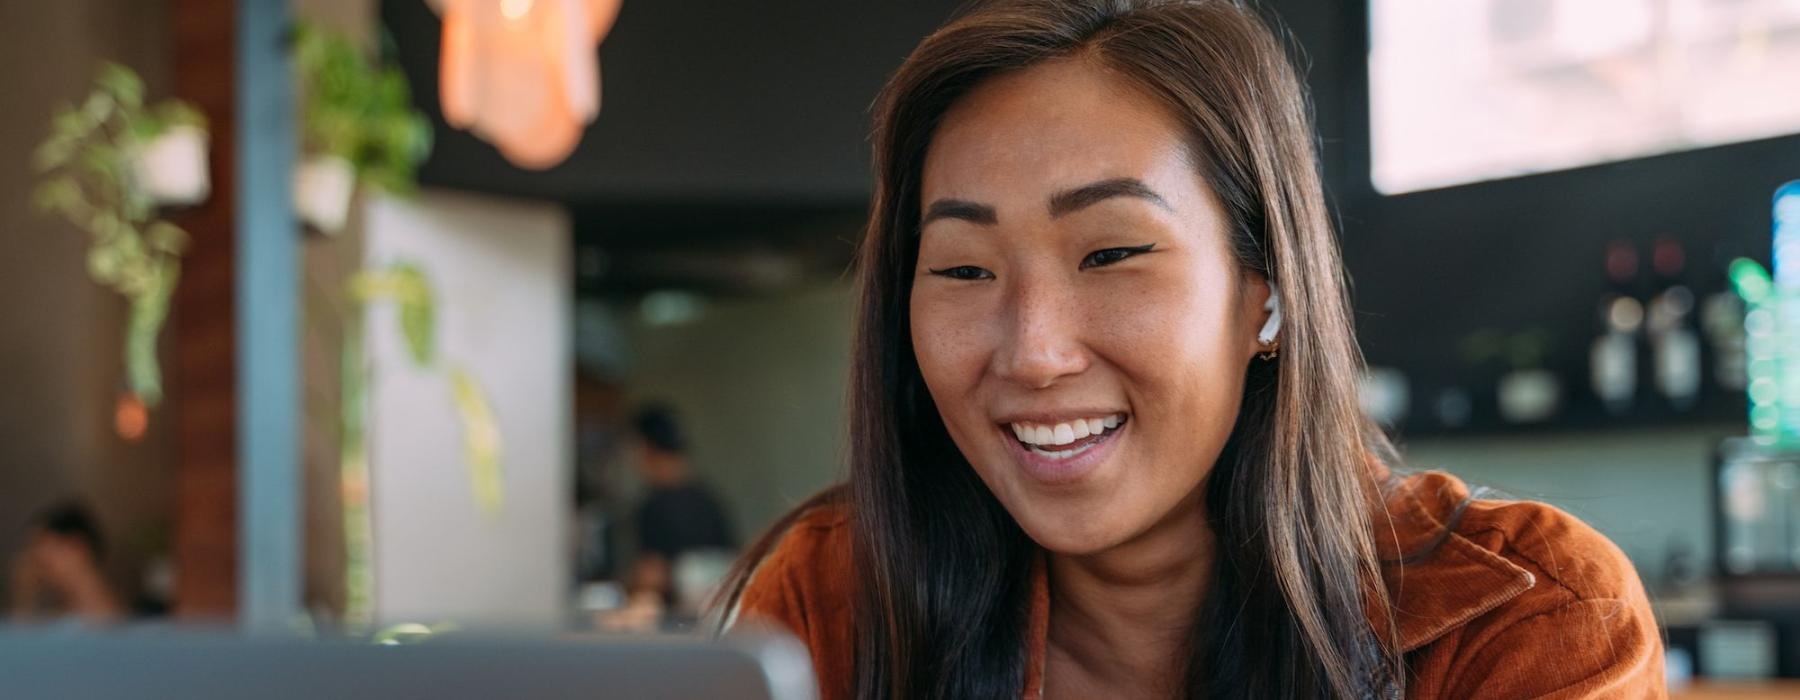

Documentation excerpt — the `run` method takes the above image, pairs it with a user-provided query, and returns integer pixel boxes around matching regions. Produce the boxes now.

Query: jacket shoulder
[1385,470,1645,606]
[1457,494,1641,604]
[1386,471,1665,696]
[732,503,855,699]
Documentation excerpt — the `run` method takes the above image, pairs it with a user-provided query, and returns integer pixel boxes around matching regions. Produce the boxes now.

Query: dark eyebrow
[920,199,998,228]
[1048,178,1172,218]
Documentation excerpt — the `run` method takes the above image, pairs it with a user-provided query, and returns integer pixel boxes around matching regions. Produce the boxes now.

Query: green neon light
[1731,258,1774,304]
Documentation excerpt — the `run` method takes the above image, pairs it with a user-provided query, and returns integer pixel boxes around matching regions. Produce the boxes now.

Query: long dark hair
[718,1,1405,696]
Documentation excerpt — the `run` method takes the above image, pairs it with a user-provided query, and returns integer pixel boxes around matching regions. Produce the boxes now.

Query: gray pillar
[236,0,300,634]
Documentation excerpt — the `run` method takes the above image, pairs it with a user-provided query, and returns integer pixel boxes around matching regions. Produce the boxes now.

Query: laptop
[0,629,816,699]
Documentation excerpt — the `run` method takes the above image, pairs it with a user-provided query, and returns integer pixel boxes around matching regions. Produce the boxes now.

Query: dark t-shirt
[636,482,735,560]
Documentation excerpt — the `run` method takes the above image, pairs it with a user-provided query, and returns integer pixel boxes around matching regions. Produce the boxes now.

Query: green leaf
[124,289,170,407]
[33,177,79,214]
[123,188,154,223]
[90,212,129,244]
[158,101,208,130]
[145,221,190,255]
[376,69,408,109]
[52,107,90,138]
[115,231,147,263]
[367,170,414,198]
[35,134,76,172]
[347,263,435,365]
[346,271,377,303]
[87,211,120,242]
[78,144,122,185]
[116,259,155,297]
[130,112,167,141]
[406,115,433,160]
[87,245,122,283]
[449,366,504,516]
[81,91,115,124]
[292,21,430,192]
[398,292,435,367]
[98,63,145,109]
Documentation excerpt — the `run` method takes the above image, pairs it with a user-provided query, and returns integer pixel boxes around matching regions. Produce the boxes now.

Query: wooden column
[169,0,240,619]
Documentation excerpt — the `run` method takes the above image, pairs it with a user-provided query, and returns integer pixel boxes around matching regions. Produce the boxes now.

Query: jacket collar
[1018,464,1537,697]
[1371,469,1537,652]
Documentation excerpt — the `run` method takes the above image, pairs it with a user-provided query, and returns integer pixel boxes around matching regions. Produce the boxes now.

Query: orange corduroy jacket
[736,469,1667,698]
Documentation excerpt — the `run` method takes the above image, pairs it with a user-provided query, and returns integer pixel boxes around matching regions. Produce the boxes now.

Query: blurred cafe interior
[2,0,1800,696]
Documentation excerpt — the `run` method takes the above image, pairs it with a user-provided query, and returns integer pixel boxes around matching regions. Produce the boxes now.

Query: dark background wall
[1317,0,1791,435]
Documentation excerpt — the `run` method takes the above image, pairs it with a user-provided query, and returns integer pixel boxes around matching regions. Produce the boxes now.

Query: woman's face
[910,58,1270,556]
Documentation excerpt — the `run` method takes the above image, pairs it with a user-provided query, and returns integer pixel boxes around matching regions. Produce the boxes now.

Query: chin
[997,474,1211,558]
[1009,504,1135,556]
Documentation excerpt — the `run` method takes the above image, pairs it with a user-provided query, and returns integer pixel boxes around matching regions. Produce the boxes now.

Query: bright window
[1370,0,1800,194]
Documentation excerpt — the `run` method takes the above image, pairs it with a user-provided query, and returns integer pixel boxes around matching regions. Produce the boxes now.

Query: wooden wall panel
[169,0,238,619]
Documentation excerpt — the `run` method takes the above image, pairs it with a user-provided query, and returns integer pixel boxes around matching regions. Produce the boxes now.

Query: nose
[992,272,1089,389]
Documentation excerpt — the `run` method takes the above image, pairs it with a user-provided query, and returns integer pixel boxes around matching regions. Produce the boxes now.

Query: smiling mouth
[1006,413,1128,459]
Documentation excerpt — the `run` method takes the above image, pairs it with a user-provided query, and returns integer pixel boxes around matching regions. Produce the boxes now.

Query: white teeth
[1027,442,1097,460]
[1007,414,1126,447]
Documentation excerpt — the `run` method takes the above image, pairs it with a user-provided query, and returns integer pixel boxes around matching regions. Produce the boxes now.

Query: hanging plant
[291,22,433,233]
[338,261,506,627]
[346,261,505,514]
[33,63,210,407]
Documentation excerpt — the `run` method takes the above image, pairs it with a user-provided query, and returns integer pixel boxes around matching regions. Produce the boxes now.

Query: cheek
[1087,265,1243,386]
[1089,264,1249,492]
[909,290,994,409]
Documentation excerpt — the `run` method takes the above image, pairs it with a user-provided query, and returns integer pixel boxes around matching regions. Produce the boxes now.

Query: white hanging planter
[294,154,356,234]
[131,124,210,206]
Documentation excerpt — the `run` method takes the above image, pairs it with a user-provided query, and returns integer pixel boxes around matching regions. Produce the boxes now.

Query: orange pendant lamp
[429,0,622,169]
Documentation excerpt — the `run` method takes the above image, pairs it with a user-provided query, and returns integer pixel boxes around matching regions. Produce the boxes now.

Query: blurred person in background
[573,367,623,585]
[8,501,123,626]
[714,0,1664,697]
[607,403,735,630]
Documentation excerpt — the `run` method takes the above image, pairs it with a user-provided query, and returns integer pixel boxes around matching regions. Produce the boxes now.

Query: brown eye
[928,265,994,281]
[1080,243,1156,270]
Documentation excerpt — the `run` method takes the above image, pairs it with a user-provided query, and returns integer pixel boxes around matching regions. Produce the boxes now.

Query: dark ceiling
[379,0,964,295]
[381,0,960,206]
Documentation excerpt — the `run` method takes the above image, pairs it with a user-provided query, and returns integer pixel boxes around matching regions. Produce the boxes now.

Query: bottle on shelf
[1591,240,1642,416]
[1648,236,1701,411]
[1498,328,1559,424]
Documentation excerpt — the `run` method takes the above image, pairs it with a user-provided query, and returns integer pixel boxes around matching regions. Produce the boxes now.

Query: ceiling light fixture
[428,0,622,169]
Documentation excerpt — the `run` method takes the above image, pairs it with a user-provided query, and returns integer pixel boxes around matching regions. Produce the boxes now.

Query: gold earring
[1258,340,1279,361]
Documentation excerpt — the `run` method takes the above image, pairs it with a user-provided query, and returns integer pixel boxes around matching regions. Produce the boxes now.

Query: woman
[719,1,1664,697]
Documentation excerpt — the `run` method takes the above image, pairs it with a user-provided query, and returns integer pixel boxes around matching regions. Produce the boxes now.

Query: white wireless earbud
[1257,286,1282,346]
